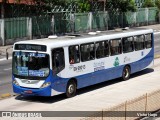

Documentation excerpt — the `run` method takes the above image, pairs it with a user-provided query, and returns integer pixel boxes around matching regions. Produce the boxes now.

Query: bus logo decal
[114,57,120,67]
[69,65,86,72]
[74,65,85,72]
[94,61,105,72]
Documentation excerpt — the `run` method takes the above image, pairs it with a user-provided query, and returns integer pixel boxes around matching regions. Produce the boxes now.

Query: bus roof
[14,28,153,51]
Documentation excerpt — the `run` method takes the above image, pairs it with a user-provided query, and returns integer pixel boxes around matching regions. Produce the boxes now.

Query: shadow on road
[15,68,154,103]
[130,68,154,78]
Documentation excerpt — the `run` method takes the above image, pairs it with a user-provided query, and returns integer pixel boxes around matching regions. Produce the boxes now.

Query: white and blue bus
[12,28,154,97]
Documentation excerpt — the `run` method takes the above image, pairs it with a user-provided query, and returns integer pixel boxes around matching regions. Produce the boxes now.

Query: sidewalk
[0,24,160,60]
[138,24,160,31]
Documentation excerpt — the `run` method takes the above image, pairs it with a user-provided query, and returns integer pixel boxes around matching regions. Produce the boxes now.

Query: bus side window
[81,43,95,62]
[134,35,145,51]
[104,41,109,57]
[122,37,134,53]
[110,39,122,56]
[145,34,152,48]
[95,41,109,59]
[69,45,80,64]
[52,48,65,74]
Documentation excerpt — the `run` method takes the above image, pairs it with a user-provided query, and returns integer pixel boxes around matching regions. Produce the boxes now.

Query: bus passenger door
[51,48,65,80]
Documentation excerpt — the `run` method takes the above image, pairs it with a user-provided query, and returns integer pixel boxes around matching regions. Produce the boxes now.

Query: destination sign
[15,44,47,52]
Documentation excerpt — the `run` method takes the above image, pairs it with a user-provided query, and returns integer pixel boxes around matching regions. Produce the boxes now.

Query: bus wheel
[122,66,130,80]
[66,80,76,98]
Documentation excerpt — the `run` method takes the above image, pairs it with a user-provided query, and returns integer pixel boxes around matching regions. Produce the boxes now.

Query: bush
[142,0,155,8]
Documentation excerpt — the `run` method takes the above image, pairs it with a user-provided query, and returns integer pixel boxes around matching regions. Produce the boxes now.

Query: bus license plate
[24,90,33,94]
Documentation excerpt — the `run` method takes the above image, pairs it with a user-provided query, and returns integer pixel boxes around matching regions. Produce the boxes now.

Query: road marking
[4,68,12,71]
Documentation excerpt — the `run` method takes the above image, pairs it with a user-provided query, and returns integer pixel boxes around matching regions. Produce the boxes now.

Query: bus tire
[122,66,130,80]
[66,80,77,98]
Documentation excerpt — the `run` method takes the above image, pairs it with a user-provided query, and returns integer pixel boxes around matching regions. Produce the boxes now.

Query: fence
[0,7,159,46]
[0,17,30,46]
[32,16,52,38]
[80,89,160,120]
[5,17,27,39]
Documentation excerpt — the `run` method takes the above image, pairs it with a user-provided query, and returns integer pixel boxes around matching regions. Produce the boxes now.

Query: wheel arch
[67,78,78,88]
[124,64,131,72]
[66,78,77,98]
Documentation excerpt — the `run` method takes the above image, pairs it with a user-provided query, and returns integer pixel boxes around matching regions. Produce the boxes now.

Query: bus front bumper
[13,84,51,96]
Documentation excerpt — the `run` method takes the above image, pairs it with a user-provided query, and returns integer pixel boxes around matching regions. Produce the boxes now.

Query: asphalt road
[0,32,160,96]
[0,59,12,95]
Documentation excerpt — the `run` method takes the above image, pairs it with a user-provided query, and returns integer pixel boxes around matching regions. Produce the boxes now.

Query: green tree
[142,0,155,7]
[107,0,137,12]
[155,0,160,10]
[76,0,91,12]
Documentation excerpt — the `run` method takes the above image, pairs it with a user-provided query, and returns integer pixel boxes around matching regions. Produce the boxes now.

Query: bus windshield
[12,51,50,79]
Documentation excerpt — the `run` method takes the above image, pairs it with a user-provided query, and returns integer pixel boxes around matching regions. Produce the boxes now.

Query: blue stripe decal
[52,48,154,93]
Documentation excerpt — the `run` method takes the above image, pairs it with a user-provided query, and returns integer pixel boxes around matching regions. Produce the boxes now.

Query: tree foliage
[107,0,137,12]
[155,0,160,10]
[31,0,92,13]
[142,0,155,8]
[76,0,91,12]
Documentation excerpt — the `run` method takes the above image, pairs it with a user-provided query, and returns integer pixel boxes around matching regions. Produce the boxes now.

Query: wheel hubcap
[124,68,129,78]
[68,84,74,94]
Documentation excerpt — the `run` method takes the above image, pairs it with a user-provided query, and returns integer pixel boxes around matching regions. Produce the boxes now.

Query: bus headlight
[13,80,19,86]
[41,82,51,88]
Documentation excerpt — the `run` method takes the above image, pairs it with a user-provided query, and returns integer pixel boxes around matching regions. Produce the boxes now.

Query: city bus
[12,28,154,97]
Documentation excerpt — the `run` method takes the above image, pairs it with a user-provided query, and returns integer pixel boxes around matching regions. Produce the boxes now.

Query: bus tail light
[41,82,51,88]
